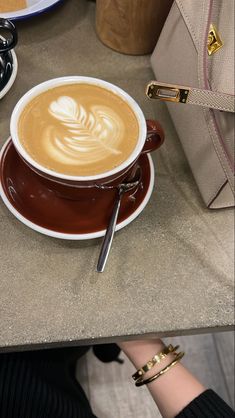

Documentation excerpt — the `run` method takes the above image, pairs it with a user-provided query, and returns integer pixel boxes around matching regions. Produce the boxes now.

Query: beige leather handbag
[149,0,234,209]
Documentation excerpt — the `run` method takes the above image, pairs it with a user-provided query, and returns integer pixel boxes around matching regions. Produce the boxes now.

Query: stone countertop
[0,0,234,352]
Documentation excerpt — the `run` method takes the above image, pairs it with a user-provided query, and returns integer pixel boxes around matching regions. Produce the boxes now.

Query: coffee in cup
[18,83,139,177]
[11,77,164,194]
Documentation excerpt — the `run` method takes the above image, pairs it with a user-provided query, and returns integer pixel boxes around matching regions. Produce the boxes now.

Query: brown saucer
[0,139,154,239]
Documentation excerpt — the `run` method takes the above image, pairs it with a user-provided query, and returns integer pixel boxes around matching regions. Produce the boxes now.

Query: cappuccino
[18,83,139,176]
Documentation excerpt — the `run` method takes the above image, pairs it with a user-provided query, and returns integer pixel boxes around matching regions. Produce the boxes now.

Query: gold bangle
[132,344,179,381]
[135,351,185,387]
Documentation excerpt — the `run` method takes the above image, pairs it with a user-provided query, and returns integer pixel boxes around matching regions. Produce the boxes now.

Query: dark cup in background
[0,18,18,92]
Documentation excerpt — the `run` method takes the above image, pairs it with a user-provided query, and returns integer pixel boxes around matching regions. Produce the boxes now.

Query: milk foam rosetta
[47,96,123,165]
[18,84,139,176]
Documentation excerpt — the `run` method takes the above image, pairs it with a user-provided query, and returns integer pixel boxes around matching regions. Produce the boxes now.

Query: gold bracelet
[135,351,185,387]
[132,344,179,381]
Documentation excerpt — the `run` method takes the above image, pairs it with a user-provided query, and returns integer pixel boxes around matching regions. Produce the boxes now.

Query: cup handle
[0,19,18,54]
[141,119,165,154]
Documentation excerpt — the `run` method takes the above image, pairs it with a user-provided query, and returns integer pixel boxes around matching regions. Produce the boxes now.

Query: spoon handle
[97,189,123,273]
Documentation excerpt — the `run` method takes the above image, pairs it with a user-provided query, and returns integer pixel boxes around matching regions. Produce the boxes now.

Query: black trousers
[0,347,97,418]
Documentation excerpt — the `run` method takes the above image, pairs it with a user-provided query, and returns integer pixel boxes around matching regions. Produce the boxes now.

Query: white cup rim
[10,76,147,181]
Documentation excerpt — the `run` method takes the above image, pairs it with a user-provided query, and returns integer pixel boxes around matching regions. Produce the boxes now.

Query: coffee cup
[10,76,164,199]
[0,18,18,91]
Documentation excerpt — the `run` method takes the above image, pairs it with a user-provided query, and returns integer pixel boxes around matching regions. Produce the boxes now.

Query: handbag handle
[146,81,235,113]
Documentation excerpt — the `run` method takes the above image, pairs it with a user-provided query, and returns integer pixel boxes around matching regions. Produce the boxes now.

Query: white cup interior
[10,76,147,181]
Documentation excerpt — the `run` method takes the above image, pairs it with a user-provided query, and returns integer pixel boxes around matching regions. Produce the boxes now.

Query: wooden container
[96,0,174,55]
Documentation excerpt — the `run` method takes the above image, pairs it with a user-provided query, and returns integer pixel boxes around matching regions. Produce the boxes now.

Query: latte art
[46,96,123,166]
[18,83,139,176]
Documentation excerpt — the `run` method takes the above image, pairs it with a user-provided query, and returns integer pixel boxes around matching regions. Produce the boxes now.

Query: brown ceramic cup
[10,77,164,200]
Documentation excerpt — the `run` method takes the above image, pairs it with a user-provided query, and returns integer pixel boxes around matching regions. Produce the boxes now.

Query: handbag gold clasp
[207,24,223,55]
[146,82,189,103]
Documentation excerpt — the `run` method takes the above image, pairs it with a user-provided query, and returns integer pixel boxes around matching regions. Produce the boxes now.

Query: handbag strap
[146,81,235,113]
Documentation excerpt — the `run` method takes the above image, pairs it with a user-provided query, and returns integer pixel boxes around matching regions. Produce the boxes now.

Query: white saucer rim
[0,0,64,20]
[0,138,155,240]
[0,49,18,100]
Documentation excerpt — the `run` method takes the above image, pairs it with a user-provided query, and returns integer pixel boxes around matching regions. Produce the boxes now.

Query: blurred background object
[96,0,174,55]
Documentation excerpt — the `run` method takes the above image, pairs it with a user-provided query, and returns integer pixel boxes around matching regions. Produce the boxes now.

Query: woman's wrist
[119,338,205,418]
[118,339,165,369]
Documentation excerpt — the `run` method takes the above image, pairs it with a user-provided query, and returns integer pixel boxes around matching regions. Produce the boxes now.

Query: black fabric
[0,348,97,418]
[92,344,121,363]
[176,389,235,418]
[1,349,234,418]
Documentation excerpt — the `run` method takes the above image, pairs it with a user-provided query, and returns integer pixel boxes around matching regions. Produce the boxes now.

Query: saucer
[0,139,155,240]
[0,0,64,21]
[0,49,18,100]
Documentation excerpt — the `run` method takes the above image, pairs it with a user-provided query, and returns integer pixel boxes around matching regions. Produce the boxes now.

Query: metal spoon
[97,167,142,272]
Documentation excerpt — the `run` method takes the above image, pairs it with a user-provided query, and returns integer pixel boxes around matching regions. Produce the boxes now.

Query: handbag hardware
[207,24,223,55]
[146,82,189,103]
[146,81,235,113]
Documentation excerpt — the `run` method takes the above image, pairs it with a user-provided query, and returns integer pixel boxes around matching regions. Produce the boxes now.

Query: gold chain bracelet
[132,344,179,382]
[135,351,185,387]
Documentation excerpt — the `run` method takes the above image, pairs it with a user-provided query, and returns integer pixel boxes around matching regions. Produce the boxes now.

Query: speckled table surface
[0,0,234,352]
